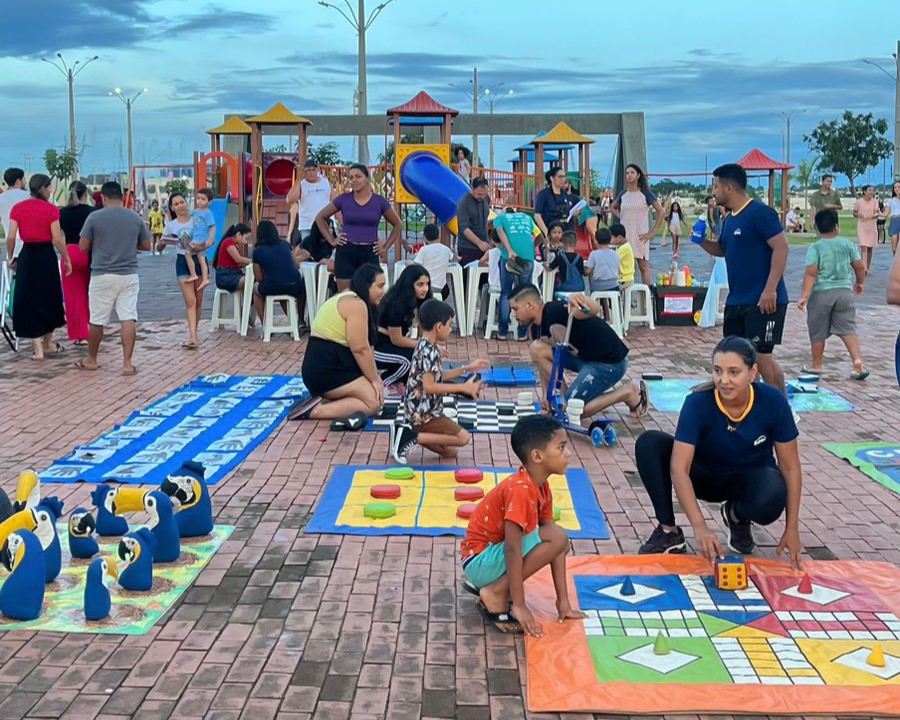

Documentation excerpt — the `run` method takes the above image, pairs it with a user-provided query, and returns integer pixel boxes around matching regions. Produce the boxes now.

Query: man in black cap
[287,158,335,246]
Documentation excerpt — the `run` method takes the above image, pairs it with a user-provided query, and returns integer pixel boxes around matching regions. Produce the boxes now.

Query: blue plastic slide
[399,152,470,234]
[205,196,231,261]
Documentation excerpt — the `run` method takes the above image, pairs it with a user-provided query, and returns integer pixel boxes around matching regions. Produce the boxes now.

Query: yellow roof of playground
[530,122,594,145]
[245,103,312,125]
[206,116,252,135]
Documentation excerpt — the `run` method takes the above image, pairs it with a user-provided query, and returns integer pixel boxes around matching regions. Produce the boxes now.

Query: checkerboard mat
[366,398,539,433]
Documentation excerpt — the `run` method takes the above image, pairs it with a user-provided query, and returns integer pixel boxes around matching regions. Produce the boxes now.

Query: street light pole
[110,88,147,185]
[40,53,99,177]
[319,0,397,166]
[484,86,514,171]
[863,46,899,179]
[771,110,805,168]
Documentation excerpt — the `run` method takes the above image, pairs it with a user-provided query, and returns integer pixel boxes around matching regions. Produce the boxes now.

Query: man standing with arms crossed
[77,182,151,376]
[699,164,790,396]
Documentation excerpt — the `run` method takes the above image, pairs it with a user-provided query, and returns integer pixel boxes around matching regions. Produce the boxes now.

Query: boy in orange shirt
[460,415,586,636]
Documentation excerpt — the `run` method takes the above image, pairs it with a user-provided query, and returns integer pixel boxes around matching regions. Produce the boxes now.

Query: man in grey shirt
[78,181,151,375]
[455,177,491,265]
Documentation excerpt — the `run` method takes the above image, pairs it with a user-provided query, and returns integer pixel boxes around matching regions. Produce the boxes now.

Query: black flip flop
[330,411,368,432]
[474,599,521,633]
[462,580,480,597]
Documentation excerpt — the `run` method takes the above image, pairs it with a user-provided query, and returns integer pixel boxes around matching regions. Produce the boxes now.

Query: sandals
[629,380,649,417]
[850,370,870,381]
[474,598,521,634]
[800,366,822,376]
[287,395,322,421]
[330,411,368,432]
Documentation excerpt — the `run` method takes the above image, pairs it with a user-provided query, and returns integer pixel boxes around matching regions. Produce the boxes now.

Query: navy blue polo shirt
[674,383,798,471]
[719,199,788,305]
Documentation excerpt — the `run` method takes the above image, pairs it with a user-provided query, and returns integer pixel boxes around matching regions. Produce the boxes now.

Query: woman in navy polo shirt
[634,336,803,567]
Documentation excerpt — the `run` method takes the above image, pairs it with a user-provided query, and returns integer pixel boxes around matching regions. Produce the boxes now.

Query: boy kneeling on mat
[461,415,585,636]
[392,299,489,463]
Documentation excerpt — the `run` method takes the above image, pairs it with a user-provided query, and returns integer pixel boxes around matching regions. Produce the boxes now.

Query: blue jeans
[499,258,534,336]
[563,354,628,403]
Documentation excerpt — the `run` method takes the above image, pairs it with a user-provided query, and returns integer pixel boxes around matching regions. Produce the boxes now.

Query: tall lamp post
[109,88,148,186]
[863,42,900,179]
[483,85,514,172]
[319,0,398,166]
[771,109,805,168]
[40,53,99,176]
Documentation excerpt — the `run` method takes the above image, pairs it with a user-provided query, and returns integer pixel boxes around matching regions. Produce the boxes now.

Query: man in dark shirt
[455,177,491,266]
[509,284,647,421]
[698,163,789,396]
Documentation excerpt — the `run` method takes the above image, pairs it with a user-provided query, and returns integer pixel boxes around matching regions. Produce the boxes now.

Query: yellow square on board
[555,507,581,532]
[798,639,900,686]
[350,469,422,488]
[337,502,419,528]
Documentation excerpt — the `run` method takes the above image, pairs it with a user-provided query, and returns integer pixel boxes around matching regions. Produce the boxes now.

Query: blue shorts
[175,253,203,280]
[462,527,542,589]
[564,354,628,403]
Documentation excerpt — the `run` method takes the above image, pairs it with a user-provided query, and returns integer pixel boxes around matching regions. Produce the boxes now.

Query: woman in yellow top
[294,264,386,429]
[148,200,165,253]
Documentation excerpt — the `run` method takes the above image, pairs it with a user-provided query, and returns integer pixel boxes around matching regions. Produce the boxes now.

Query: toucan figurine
[84,556,118,621]
[0,504,61,584]
[117,528,155,592]
[90,485,129,537]
[160,461,213,538]
[68,508,99,559]
[113,488,180,563]
[13,469,41,513]
[0,529,45,620]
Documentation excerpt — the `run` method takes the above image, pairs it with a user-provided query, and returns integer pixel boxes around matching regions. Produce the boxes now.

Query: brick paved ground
[0,241,897,720]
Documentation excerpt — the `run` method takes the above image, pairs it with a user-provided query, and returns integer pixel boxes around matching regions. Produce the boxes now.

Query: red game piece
[454,468,483,484]
[797,574,813,595]
[454,486,484,502]
[456,503,478,519]
[370,485,402,499]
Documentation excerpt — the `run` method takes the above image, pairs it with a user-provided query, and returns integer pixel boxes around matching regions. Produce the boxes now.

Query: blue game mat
[646,379,856,414]
[305,465,609,539]
[40,374,308,486]
[446,362,538,387]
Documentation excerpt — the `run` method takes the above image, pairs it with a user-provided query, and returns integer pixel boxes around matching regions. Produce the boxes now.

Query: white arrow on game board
[781,580,851,606]
[596,581,664,605]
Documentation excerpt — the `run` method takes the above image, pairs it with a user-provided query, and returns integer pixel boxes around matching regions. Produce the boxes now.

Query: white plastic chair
[262,295,300,342]
[590,290,624,338]
[483,286,517,339]
[209,287,243,332]
[624,284,655,331]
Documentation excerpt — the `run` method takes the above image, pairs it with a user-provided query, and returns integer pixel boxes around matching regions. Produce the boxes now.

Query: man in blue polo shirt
[699,163,789,395]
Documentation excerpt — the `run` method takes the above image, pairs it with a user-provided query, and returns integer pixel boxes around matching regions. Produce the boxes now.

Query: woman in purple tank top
[315,164,403,292]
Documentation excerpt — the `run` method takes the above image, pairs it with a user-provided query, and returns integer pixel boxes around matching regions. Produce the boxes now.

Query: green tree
[44,147,78,185]
[165,179,190,196]
[793,157,819,211]
[308,141,344,166]
[803,111,893,193]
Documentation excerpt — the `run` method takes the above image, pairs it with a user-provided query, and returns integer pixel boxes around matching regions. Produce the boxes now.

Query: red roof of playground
[737,148,793,171]
[386,91,459,117]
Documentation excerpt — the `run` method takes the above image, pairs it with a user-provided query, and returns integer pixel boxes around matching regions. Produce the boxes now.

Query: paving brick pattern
[0,242,897,719]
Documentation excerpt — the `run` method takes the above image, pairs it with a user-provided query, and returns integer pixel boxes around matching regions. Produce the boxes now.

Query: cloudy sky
[1,0,897,186]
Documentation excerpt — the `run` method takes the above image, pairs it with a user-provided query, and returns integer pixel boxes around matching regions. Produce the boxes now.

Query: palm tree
[794,157,820,212]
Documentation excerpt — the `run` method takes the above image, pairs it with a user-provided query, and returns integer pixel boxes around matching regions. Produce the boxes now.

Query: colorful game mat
[0,524,233,635]
[366,398,539,433]
[40,374,308,486]
[646,378,856,413]
[305,465,608,539]
[446,362,538,387]
[823,442,900,495]
[524,555,900,716]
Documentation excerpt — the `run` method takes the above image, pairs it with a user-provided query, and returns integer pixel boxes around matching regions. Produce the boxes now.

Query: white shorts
[89,273,139,326]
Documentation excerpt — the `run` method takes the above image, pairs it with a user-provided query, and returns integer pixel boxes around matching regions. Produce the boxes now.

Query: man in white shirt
[286,159,334,246]
[0,168,29,262]
[785,206,805,233]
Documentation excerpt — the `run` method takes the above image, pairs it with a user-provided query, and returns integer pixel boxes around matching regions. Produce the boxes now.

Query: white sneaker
[390,423,418,464]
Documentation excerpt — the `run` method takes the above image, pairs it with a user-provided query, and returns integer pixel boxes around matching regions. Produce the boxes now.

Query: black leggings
[635,430,787,527]
[374,341,414,386]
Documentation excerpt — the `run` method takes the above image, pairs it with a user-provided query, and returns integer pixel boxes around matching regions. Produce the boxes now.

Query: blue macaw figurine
[160,461,213,538]
[90,485,128,536]
[117,528,155,592]
[35,497,63,583]
[67,508,99,560]
[84,556,118,621]
[0,529,45,620]
[113,488,180,563]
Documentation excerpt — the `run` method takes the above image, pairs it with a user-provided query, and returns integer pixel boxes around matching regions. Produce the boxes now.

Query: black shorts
[258,279,305,300]
[302,336,364,396]
[334,243,379,281]
[723,304,787,354]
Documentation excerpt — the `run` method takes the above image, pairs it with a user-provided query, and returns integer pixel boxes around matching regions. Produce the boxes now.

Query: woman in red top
[212,223,252,293]
[5,174,72,359]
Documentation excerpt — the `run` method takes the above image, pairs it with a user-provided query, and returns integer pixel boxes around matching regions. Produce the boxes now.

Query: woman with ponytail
[58,180,93,343]
[213,223,252,293]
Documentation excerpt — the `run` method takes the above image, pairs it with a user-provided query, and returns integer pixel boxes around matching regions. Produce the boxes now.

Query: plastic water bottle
[669,256,679,285]
[689,215,707,244]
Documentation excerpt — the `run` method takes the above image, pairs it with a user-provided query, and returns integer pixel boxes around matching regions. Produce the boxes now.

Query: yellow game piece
[867,644,886,668]
[652,631,670,655]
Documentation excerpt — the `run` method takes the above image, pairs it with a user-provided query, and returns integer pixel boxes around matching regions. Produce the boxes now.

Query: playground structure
[185,92,641,257]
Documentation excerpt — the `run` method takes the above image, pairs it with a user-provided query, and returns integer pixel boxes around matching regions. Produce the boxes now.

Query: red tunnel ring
[370,485,402,499]
[456,503,478,520]
[454,486,484,502]
[454,468,483,484]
